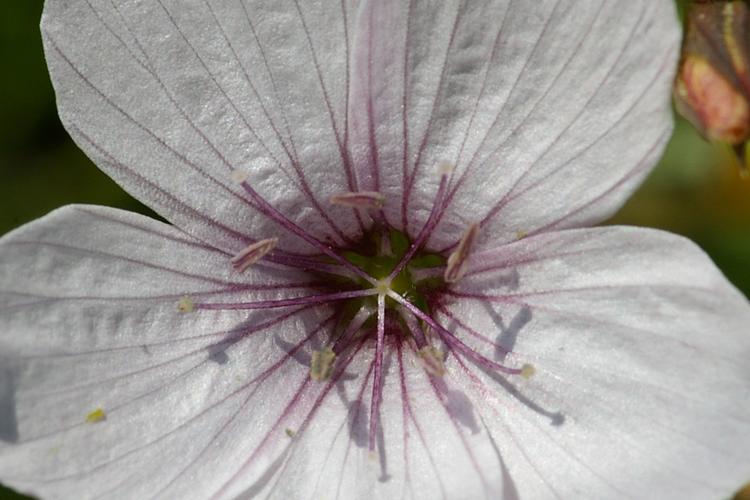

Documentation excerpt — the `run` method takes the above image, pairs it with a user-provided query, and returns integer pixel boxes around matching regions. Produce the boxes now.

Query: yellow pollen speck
[521,364,536,379]
[85,408,106,423]
[310,348,336,381]
[230,169,249,184]
[285,428,295,438]
[515,230,528,240]
[178,296,195,313]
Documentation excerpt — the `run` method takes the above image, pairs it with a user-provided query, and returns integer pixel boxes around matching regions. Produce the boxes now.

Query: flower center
[338,228,445,309]
[180,166,533,454]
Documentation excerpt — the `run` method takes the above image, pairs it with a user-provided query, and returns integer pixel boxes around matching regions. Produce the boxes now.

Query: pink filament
[194,289,377,311]
[369,293,386,452]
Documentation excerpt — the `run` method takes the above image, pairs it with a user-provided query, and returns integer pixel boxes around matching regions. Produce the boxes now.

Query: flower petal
[439,226,750,498]
[227,340,519,500]
[0,205,334,499]
[42,0,363,254]
[346,0,679,246]
[43,1,679,255]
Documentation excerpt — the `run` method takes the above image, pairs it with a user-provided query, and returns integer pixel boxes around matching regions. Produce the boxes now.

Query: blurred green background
[0,1,748,499]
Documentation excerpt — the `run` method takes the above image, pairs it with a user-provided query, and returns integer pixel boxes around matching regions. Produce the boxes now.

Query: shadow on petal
[485,369,565,427]
[484,304,532,361]
[466,268,520,293]
[433,377,480,434]
[0,364,19,443]
[233,446,292,499]
[347,400,368,449]
[480,415,520,500]
[275,336,312,367]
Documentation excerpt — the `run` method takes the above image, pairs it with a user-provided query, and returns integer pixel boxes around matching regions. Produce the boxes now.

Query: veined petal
[346,0,679,247]
[438,227,750,499]
[43,1,679,255]
[240,340,518,500]
[41,0,362,255]
[0,206,332,499]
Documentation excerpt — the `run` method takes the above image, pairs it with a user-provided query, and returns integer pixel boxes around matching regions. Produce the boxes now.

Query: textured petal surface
[0,206,338,499]
[437,226,750,499]
[42,0,362,255]
[42,0,679,255]
[0,206,522,499]
[241,340,519,500]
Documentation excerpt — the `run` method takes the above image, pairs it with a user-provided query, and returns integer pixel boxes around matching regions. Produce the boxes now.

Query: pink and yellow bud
[674,1,750,172]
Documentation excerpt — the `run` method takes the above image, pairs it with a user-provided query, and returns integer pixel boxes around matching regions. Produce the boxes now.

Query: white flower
[1,1,748,499]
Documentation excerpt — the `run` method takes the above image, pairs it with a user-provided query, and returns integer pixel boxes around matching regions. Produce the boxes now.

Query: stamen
[387,290,526,376]
[310,348,337,381]
[444,223,479,283]
[231,169,377,286]
[521,363,536,379]
[285,428,296,438]
[369,293,386,452]
[399,306,428,349]
[230,238,278,272]
[330,191,385,210]
[388,165,452,281]
[400,306,445,376]
[191,289,378,311]
[85,408,106,423]
[332,305,373,355]
[177,296,195,313]
[418,346,446,377]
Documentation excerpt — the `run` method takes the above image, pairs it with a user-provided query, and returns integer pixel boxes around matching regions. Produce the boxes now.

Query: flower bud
[674,1,750,173]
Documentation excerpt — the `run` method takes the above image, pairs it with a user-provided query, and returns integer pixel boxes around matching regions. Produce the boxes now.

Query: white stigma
[375,279,392,296]
[230,238,278,272]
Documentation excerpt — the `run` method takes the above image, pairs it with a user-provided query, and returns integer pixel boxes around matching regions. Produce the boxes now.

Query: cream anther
[521,363,536,379]
[418,346,446,377]
[438,161,455,177]
[230,169,249,184]
[444,223,480,283]
[330,191,385,209]
[230,238,278,272]
[310,348,336,381]
[177,296,195,313]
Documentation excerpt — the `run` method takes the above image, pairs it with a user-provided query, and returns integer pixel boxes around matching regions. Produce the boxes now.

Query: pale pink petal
[346,0,679,249]
[437,227,750,499]
[229,341,519,499]
[43,1,679,257]
[42,0,362,255]
[0,206,334,499]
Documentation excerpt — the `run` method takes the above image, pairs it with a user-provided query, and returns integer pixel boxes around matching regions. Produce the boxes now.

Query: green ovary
[341,229,445,310]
